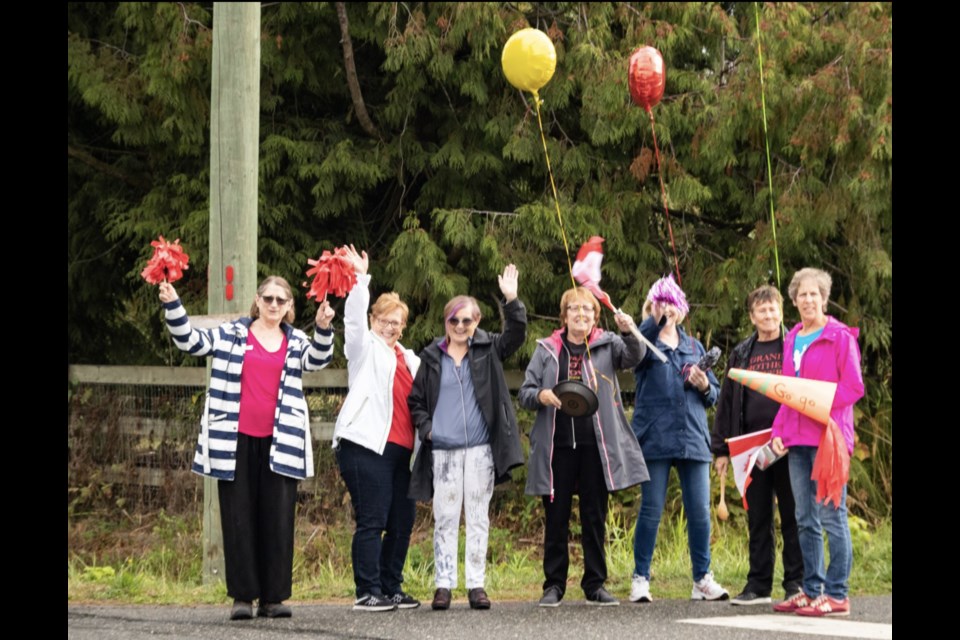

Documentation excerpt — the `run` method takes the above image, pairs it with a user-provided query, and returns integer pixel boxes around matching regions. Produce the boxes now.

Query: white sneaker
[691,572,730,601]
[629,574,653,603]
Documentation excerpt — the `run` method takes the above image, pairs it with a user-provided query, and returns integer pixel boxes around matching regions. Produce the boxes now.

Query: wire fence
[67,366,351,517]
[68,365,639,521]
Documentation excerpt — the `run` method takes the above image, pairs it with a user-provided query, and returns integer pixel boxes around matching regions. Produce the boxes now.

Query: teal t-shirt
[792,328,823,375]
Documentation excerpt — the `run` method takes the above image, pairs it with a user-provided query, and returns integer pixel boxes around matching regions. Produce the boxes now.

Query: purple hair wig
[645,274,689,316]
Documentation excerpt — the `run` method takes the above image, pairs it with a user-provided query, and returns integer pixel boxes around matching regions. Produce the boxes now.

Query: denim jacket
[631,316,719,462]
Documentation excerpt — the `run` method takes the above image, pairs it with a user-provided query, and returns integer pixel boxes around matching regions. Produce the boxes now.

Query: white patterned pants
[432,444,495,589]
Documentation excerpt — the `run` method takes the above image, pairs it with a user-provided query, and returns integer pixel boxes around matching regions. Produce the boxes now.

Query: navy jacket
[631,316,719,462]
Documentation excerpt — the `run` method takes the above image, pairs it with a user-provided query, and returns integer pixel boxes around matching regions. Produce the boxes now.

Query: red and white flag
[726,428,773,509]
[571,236,615,310]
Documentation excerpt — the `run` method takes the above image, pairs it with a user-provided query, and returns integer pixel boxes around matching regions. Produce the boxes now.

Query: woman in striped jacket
[159,276,334,621]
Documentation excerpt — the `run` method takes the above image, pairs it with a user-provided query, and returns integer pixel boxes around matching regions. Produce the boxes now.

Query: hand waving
[343,244,369,276]
[498,264,519,302]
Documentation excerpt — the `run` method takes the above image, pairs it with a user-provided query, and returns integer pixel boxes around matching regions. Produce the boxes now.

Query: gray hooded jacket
[519,327,650,496]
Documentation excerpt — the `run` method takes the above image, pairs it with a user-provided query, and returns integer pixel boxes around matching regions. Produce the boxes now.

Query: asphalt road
[68,595,892,640]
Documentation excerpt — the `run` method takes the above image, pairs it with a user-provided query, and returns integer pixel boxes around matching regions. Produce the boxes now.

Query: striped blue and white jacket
[163,298,334,480]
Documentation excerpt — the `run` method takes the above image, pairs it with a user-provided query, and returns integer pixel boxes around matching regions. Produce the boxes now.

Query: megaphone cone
[727,368,837,425]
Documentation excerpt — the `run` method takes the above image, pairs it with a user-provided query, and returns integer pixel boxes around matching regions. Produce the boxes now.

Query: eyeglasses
[567,304,595,313]
[376,317,403,329]
[447,316,475,327]
[260,295,289,306]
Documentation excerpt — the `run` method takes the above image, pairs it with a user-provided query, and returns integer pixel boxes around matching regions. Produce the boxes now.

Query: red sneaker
[795,595,850,617]
[772,591,810,613]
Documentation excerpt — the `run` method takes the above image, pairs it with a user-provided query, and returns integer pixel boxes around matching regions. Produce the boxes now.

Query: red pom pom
[141,235,190,284]
[304,245,357,301]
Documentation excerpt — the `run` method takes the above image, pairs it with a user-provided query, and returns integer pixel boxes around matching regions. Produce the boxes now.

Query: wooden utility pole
[203,1,261,584]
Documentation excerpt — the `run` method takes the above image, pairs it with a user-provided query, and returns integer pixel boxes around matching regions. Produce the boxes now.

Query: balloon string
[754,2,783,295]
[647,109,682,287]
[532,92,595,373]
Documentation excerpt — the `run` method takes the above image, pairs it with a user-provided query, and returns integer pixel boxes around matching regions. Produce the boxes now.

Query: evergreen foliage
[68,2,891,514]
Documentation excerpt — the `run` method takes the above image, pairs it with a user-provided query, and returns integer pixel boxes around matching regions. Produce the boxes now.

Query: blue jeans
[787,446,852,600]
[633,459,712,581]
[336,439,416,598]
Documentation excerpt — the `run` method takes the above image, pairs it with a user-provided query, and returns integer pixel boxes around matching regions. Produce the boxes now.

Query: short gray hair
[787,268,831,312]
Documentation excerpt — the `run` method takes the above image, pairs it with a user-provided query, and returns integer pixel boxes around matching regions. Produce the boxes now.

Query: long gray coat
[519,327,649,496]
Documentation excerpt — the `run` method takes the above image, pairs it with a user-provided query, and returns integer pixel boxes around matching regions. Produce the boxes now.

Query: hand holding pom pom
[141,236,190,284]
[303,245,358,301]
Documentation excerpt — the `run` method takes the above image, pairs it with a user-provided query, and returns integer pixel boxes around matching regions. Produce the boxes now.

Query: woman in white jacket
[333,246,422,612]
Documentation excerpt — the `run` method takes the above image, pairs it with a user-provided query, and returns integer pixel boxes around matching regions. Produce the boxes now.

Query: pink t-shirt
[237,330,287,438]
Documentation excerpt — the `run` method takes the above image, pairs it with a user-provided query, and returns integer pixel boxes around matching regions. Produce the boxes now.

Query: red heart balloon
[628,46,666,112]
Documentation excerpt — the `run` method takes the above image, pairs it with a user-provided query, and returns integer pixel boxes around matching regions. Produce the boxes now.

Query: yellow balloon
[501,28,556,94]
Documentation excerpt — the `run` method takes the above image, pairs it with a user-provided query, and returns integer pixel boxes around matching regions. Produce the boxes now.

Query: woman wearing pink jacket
[770,268,864,618]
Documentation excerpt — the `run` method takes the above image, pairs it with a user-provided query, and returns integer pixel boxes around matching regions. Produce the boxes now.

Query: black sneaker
[731,590,772,606]
[256,601,292,618]
[230,600,253,620]
[353,594,398,612]
[539,586,563,607]
[388,591,421,609]
[585,587,619,606]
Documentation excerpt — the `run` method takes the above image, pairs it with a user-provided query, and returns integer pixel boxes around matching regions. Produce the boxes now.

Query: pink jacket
[771,316,864,453]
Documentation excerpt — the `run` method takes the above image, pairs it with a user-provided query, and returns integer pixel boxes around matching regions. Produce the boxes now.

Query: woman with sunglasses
[408,265,527,611]
[332,246,422,612]
[520,286,648,607]
[158,276,335,620]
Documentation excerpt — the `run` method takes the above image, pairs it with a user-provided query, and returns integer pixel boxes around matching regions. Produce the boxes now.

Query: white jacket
[332,274,420,454]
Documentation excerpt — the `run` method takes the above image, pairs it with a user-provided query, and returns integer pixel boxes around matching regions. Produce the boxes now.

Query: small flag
[726,428,773,509]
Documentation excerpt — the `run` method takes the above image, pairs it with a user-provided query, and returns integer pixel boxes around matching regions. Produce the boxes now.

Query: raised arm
[492,264,527,360]
[159,282,217,357]
[611,312,645,369]
[342,245,371,362]
[303,298,335,370]
[303,321,335,370]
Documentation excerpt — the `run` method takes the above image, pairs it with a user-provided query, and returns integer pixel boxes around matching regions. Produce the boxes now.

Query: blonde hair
[249,275,295,324]
[370,292,409,326]
[559,287,601,324]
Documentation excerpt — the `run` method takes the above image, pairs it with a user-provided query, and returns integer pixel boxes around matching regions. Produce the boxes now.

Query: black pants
[218,433,299,603]
[542,445,609,596]
[745,454,804,595]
